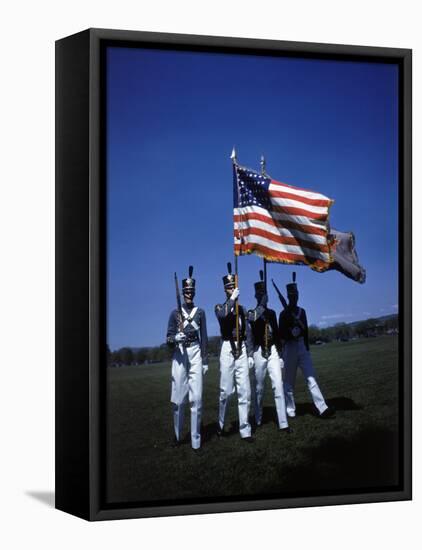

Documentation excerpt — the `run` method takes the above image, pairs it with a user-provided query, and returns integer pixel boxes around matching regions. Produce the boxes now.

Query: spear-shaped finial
[260,154,266,175]
[230,146,237,163]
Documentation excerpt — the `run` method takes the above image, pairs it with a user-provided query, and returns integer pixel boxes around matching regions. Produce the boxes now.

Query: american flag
[233,164,334,272]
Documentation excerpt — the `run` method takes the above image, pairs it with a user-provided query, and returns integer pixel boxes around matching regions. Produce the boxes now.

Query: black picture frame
[55,28,412,521]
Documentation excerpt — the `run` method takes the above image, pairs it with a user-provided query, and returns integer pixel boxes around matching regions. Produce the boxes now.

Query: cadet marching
[215,263,253,441]
[166,266,208,451]
[248,270,291,432]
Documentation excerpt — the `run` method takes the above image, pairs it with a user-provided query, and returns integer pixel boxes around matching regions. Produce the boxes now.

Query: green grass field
[106,335,399,504]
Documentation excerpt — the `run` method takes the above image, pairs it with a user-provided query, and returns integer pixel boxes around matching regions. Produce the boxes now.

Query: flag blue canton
[234,166,272,209]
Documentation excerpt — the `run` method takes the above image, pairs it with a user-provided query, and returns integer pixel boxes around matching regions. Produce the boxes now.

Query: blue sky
[106,46,398,350]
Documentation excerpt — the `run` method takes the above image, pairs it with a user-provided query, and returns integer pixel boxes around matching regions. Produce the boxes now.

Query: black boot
[280,426,293,434]
[320,406,336,419]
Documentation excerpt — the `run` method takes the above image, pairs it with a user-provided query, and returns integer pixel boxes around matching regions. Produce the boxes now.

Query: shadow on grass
[293,396,362,418]
[173,420,243,446]
[254,396,361,426]
[327,396,363,411]
[278,425,399,493]
[201,396,362,437]
[202,421,241,442]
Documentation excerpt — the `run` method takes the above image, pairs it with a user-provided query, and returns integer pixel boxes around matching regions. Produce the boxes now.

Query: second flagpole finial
[260,154,266,175]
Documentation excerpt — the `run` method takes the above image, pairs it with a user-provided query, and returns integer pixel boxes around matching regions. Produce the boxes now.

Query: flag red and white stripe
[234,166,334,272]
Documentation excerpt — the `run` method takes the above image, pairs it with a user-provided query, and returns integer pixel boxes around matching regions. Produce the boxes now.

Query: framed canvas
[55,28,412,521]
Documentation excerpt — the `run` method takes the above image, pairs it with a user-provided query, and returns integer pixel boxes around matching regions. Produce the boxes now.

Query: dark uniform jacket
[215,297,253,357]
[248,300,282,358]
[278,306,309,351]
[166,302,208,363]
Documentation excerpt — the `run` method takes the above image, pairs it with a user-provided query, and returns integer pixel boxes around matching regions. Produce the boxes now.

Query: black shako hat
[182,265,195,292]
[286,271,298,295]
[223,262,236,289]
[254,269,265,293]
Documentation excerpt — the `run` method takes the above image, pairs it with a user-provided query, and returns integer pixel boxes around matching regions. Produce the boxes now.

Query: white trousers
[252,345,289,429]
[171,343,203,449]
[283,338,328,417]
[218,341,251,438]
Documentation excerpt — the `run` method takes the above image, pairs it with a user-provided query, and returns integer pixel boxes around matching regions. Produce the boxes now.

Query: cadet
[277,274,334,419]
[248,271,291,432]
[215,263,253,441]
[166,266,208,450]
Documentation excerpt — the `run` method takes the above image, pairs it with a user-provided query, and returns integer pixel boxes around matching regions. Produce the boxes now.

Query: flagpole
[260,154,270,350]
[231,147,240,355]
[260,154,268,293]
[263,258,267,290]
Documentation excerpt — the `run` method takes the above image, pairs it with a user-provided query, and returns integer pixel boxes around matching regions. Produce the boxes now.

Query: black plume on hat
[223,262,236,288]
[182,265,195,291]
[286,271,298,294]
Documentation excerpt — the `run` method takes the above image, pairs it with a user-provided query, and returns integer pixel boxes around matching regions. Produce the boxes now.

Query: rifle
[228,261,241,359]
[259,269,269,357]
[272,276,306,339]
[174,272,184,352]
[271,278,288,310]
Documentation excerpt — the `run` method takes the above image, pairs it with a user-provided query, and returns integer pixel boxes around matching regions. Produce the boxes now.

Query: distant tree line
[107,344,171,367]
[108,315,398,367]
[107,337,222,367]
[308,315,398,345]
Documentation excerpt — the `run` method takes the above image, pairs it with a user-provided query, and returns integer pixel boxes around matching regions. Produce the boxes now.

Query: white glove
[202,364,209,375]
[279,357,285,370]
[175,332,186,343]
[231,287,240,301]
[248,357,254,370]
